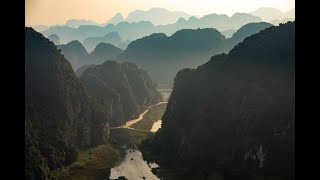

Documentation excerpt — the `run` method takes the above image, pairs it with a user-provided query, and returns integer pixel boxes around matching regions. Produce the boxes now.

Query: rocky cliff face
[25,27,110,179]
[79,61,162,126]
[151,22,295,180]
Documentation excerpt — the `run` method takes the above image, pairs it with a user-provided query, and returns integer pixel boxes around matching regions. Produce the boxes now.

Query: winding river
[123,102,167,128]
[109,101,168,179]
[109,149,160,180]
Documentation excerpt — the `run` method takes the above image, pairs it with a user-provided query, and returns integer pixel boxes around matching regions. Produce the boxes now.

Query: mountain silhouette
[47,34,60,45]
[58,40,126,70]
[120,22,272,85]
[57,40,90,70]
[83,31,126,52]
[157,12,262,32]
[32,25,49,32]
[103,13,125,26]
[226,22,273,52]
[64,19,99,28]
[221,29,236,38]
[250,7,295,22]
[119,28,226,84]
[40,10,262,44]
[89,42,123,64]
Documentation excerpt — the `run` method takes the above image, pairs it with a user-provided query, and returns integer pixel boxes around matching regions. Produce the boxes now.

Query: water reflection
[110,149,160,180]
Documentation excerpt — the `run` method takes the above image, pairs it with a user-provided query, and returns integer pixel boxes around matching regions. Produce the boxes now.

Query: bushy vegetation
[71,144,119,169]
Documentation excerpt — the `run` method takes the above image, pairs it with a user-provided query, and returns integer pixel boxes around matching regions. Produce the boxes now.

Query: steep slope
[147,22,294,180]
[83,31,126,52]
[79,61,162,126]
[57,40,89,70]
[25,28,110,179]
[225,22,273,52]
[89,43,123,64]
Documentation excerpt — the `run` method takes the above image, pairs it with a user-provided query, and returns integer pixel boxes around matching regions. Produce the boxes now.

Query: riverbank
[53,128,154,180]
[52,144,120,179]
[53,100,166,179]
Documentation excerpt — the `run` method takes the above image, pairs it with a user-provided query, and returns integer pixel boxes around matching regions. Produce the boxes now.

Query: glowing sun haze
[25,0,295,26]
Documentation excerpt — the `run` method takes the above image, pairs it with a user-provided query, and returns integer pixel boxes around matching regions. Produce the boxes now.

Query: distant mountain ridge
[226,22,273,51]
[47,34,60,45]
[89,43,123,65]
[250,7,295,22]
[58,41,123,70]
[40,11,262,44]
[102,13,125,26]
[65,19,99,28]
[126,7,191,25]
[83,31,127,52]
[119,22,273,85]
[57,40,90,70]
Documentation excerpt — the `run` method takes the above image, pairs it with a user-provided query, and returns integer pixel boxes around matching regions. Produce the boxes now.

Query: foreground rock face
[79,61,162,126]
[152,22,295,179]
[25,27,110,179]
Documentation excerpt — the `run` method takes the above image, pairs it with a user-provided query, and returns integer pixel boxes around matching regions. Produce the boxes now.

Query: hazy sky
[26,0,295,26]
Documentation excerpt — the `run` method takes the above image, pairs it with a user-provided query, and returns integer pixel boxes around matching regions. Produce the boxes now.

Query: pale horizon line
[27,6,295,27]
